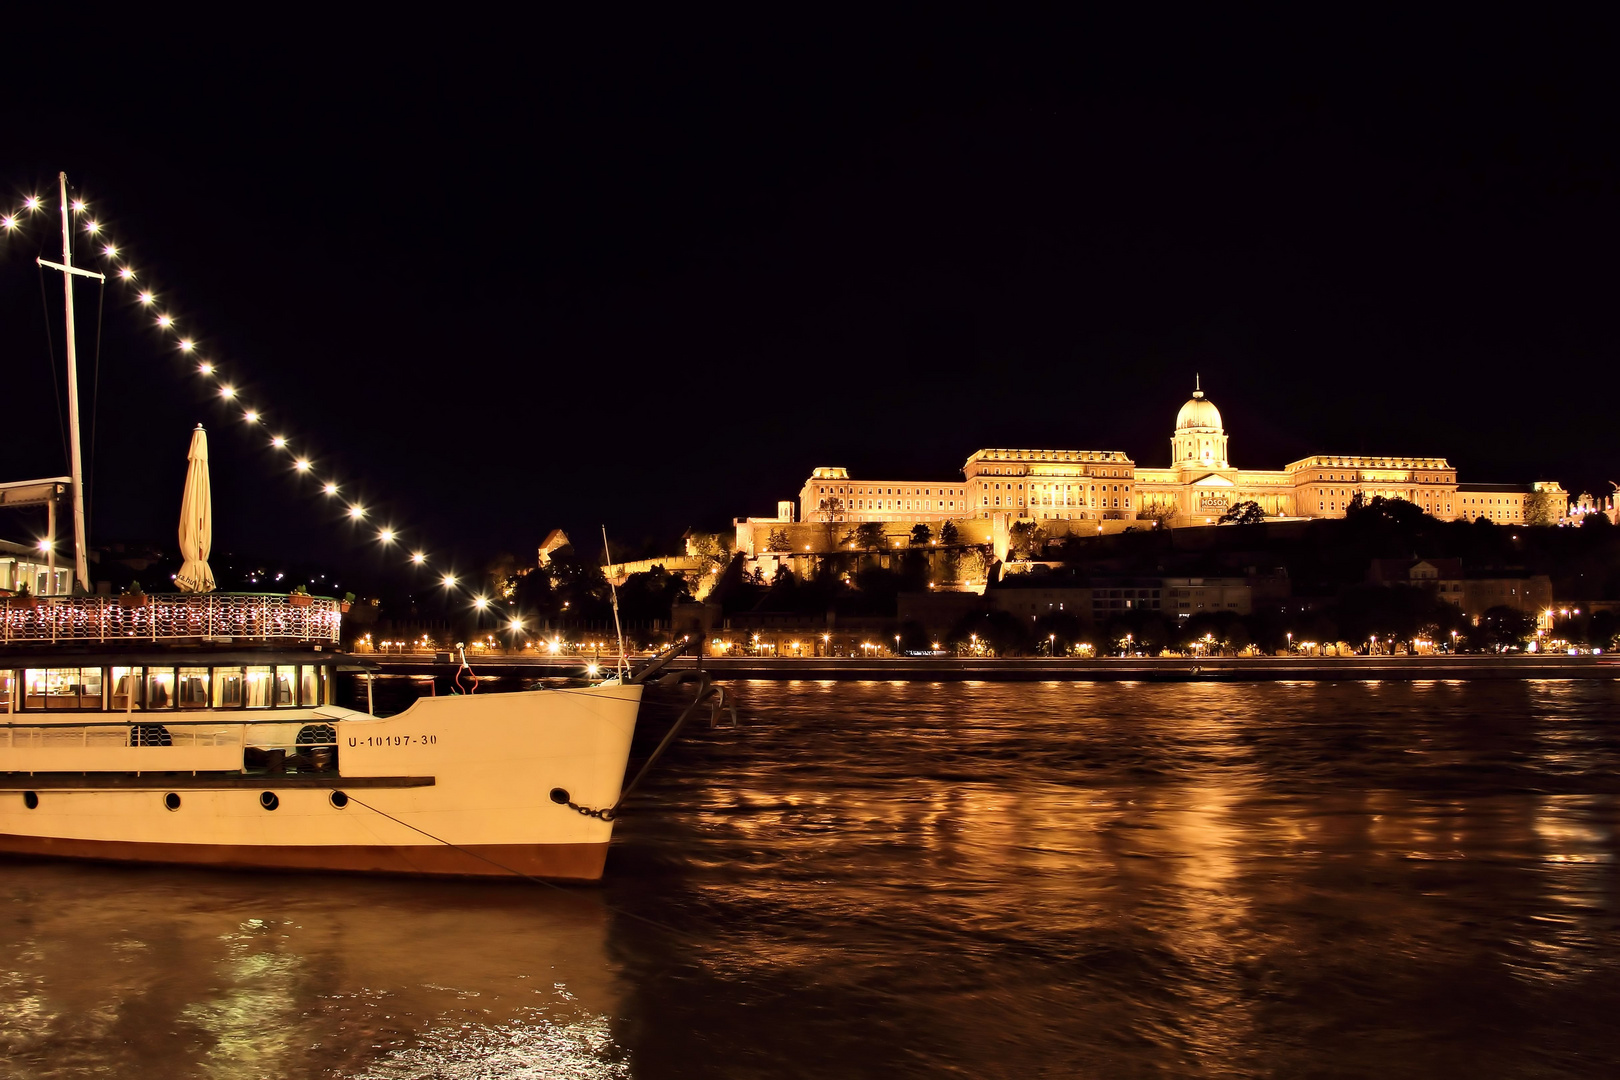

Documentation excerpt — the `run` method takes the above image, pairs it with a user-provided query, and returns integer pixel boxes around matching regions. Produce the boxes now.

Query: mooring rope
[344,792,695,940]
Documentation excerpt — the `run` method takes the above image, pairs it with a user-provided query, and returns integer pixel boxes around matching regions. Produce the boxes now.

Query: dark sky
[3,15,1616,579]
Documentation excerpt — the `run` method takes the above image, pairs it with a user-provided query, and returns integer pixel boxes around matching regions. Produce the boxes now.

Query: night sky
[3,16,1615,582]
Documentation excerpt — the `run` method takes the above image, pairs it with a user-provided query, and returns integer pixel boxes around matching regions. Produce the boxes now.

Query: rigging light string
[2,185,487,608]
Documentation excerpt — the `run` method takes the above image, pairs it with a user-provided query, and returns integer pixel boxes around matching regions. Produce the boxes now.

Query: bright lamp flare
[137,291,154,305]
[293,459,311,472]
[178,339,195,351]
[23,196,39,211]
[378,528,396,543]
[271,436,287,448]
[198,362,215,375]
[0,216,15,230]
[85,220,100,234]
[219,385,236,399]
[473,596,489,610]
[102,244,118,257]
[507,618,523,632]
[118,266,135,280]
[243,410,259,423]
[322,482,338,496]
[441,574,458,588]
[410,552,426,565]
[348,505,365,520]
[70,199,85,212]
[35,539,50,552]
[157,314,173,328]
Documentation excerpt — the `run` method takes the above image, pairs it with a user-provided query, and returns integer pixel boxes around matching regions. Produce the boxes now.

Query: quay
[364,653,1620,682]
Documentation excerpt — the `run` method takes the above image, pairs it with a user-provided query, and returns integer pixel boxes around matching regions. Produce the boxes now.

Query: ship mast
[36,172,101,592]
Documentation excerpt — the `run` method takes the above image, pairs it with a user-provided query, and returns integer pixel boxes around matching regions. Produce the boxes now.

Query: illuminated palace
[799,381,1565,529]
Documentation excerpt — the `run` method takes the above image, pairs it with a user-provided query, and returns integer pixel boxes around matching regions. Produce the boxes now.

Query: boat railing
[0,593,343,645]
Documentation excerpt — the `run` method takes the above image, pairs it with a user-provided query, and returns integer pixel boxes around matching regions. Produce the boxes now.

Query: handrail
[0,594,342,644]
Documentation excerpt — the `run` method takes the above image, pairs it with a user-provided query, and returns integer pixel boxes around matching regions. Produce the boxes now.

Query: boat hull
[0,681,643,881]
[0,832,609,880]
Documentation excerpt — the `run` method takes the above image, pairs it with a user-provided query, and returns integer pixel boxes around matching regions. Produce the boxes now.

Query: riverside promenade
[364,652,1620,682]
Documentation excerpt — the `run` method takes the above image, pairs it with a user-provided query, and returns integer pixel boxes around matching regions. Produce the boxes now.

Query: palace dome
[1176,388,1222,431]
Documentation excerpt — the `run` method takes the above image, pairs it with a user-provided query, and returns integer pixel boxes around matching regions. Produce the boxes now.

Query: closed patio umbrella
[175,424,215,594]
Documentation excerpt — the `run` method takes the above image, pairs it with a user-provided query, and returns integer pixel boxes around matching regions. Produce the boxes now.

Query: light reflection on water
[3,678,1620,1077]
[0,868,625,1079]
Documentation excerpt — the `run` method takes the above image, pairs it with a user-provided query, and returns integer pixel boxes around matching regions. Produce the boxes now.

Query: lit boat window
[177,667,211,710]
[146,669,176,710]
[213,667,245,708]
[244,666,274,708]
[110,666,145,711]
[25,668,102,710]
[299,666,321,707]
[273,667,295,707]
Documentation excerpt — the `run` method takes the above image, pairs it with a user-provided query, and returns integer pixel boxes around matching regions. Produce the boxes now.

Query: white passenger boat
[0,174,648,881]
[0,607,642,880]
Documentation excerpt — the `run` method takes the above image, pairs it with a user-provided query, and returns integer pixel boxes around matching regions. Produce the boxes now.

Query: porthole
[549,787,570,805]
[259,791,280,811]
[329,790,349,809]
[22,791,38,810]
[164,792,181,812]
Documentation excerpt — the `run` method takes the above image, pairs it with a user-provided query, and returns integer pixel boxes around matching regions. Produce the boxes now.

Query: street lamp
[894,634,901,655]
[1286,631,1293,653]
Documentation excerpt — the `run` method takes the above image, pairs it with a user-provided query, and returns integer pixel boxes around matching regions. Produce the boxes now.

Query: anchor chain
[567,799,615,821]
[548,670,717,823]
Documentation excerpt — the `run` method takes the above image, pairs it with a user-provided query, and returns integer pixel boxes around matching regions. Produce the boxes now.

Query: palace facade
[797,381,1565,529]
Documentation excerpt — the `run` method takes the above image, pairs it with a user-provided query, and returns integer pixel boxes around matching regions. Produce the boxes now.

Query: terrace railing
[0,594,343,644]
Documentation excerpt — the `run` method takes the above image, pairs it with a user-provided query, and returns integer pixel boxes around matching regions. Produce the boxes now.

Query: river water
[4,678,1620,1078]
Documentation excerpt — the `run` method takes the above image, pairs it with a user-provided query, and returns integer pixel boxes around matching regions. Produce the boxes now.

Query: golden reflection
[0,868,627,1078]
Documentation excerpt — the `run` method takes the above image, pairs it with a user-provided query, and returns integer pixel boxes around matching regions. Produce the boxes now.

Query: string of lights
[3,185,487,606]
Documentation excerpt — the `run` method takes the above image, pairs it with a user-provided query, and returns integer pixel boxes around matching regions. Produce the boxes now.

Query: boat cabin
[2,657,334,712]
